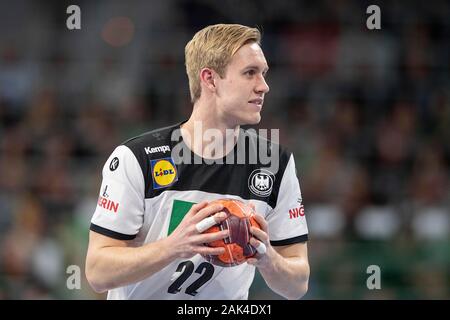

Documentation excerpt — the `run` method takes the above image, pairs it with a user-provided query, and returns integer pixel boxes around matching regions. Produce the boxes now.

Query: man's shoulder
[241,126,292,158]
[120,122,181,155]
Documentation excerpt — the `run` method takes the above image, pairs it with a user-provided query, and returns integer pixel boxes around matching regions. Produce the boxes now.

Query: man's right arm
[85,202,229,293]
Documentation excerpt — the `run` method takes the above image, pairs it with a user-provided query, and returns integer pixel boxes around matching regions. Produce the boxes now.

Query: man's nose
[256,76,270,94]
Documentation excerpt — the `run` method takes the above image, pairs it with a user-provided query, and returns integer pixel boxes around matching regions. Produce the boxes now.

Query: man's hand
[245,203,310,299]
[165,201,229,259]
[246,212,274,268]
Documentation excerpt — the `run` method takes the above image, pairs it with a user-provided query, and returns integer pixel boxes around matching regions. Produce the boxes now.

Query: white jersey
[90,122,308,299]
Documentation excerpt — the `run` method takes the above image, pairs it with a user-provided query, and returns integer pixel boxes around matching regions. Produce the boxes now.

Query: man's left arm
[247,152,310,299]
[247,215,310,300]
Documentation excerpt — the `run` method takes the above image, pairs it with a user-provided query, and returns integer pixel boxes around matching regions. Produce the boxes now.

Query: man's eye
[245,70,255,76]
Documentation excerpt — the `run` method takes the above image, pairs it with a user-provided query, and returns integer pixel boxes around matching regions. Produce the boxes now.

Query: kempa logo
[109,157,119,171]
[145,145,171,155]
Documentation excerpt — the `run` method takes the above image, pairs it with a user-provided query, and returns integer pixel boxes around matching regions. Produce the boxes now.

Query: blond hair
[185,24,261,103]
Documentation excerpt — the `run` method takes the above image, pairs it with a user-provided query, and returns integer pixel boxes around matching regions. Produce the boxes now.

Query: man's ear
[199,68,216,93]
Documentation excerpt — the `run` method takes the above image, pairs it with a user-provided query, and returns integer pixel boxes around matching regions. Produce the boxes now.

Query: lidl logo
[151,157,178,189]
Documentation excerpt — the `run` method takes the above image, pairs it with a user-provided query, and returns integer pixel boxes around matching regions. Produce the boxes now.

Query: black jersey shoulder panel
[121,121,184,197]
[119,123,293,207]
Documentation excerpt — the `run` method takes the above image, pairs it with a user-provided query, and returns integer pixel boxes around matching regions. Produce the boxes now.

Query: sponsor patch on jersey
[97,182,124,214]
[144,145,171,155]
[109,157,119,171]
[248,169,275,197]
[289,204,305,219]
[151,157,178,189]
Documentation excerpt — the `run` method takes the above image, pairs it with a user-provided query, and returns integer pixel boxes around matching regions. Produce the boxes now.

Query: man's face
[214,42,270,126]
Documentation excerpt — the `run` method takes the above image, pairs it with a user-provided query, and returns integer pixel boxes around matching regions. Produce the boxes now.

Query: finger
[195,216,218,233]
[252,214,268,232]
[212,211,228,224]
[195,246,226,256]
[192,229,229,244]
[192,203,224,223]
[250,237,267,255]
[249,202,256,211]
[186,201,209,218]
[250,227,269,243]
[194,211,227,233]
[255,242,267,255]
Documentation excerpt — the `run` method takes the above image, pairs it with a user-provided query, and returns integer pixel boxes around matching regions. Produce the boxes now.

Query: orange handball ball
[202,199,262,267]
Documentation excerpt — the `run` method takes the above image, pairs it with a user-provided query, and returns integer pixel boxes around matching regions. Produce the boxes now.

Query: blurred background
[0,0,448,299]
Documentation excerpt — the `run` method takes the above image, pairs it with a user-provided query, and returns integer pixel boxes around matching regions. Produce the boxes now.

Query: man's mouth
[248,98,264,107]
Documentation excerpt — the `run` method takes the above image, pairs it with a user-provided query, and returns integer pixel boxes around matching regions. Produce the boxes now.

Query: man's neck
[180,102,240,159]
